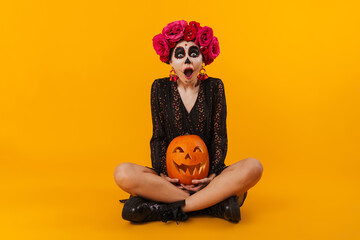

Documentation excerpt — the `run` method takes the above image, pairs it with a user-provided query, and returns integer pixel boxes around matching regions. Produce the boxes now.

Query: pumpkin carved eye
[193,146,202,153]
[173,147,184,153]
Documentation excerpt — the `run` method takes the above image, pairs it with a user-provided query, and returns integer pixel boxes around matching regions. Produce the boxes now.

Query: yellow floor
[1,159,358,240]
[1,1,359,239]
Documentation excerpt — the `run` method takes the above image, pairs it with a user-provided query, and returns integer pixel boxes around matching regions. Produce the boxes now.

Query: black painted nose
[185,57,191,64]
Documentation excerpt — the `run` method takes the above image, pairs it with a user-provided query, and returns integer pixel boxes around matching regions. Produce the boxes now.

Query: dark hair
[166,47,175,65]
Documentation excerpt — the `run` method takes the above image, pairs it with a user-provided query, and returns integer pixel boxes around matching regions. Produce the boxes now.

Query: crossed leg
[114,162,190,202]
[114,158,263,212]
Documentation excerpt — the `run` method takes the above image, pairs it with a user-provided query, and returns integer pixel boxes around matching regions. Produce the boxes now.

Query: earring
[197,64,208,80]
[169,68,179,82]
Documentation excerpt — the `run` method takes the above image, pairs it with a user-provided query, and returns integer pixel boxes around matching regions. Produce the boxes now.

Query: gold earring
[169,68,179,82]
[197,63,208,80]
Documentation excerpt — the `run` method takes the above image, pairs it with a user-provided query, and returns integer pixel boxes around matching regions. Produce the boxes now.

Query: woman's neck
[177,78,200,91]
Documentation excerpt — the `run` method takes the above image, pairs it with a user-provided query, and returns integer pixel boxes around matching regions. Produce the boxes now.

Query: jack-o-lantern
[166,134,209,185]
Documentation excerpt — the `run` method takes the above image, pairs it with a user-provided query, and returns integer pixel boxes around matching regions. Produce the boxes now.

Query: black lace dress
[149,76,228,176]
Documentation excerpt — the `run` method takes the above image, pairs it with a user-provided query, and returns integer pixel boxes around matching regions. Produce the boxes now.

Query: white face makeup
[169,40,203,85]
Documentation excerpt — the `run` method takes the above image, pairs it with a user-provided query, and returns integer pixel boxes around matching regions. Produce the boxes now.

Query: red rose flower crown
[152,20,220,66]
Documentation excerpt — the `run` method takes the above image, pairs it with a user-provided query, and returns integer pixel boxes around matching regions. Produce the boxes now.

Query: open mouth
[173,161,206,176]
[184,68,194,79]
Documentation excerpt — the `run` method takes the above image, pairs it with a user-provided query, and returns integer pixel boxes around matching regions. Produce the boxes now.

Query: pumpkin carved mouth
[173,161,207,176]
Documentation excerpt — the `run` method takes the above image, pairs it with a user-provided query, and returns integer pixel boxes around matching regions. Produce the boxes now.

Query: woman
[113,20,263,223]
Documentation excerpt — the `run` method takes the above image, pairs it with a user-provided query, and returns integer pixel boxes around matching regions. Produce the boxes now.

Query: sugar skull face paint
[170,40,203,85]
[174,46,186,59]
[174,45,200,59]
[188,46,200,58]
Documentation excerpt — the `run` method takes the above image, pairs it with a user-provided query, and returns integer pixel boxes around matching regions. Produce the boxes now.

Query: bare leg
[182,158,263,212]
[114,162,190,203]
[114,158,262,211]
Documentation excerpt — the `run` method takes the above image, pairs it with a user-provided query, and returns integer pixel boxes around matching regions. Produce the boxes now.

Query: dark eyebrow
[175,47,185,54]
[189,46,199,52]
[188,46,199,56]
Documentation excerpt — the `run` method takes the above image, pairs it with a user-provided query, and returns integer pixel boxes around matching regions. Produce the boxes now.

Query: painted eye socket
[189,46,200,58]
[173,147,184,153]
[174,47,185,59]
[193,146,202,153]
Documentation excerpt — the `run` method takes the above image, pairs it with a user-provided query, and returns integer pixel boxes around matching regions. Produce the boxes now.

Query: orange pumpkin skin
[166,134,209,185]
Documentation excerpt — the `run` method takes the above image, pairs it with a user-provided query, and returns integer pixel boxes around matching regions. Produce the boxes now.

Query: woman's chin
[179,74,199,85]
[182,78,196,85]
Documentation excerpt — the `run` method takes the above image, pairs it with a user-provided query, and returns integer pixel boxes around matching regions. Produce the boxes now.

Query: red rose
[200,46,209,55]
[160,55,169,63]
[201,50,214,65]
[189,21,201,31]
[184,26,197,41]
[169,41,176,48]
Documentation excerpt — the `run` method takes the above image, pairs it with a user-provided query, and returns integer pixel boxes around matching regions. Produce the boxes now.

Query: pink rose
[195,26,213,47]
[162,20,188,43]
[152,34,170,57]
[208,36,220,59]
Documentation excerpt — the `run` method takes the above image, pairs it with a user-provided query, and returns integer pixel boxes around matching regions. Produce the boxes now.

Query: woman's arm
[150,79,168,174]
[208,79,228,175]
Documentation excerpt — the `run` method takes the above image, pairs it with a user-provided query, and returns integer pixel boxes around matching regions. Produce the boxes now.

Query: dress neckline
[174,80,203,115]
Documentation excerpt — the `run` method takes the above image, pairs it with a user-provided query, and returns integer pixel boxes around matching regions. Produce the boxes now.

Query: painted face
[169,40,203,85]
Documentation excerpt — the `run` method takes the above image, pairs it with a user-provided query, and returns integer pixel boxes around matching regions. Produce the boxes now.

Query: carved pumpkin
[166,134,209,185]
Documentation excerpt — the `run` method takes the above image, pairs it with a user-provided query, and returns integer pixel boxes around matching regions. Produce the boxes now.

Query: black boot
[121,196,188,223]
[239,191,248,207]
[195,194,246,223]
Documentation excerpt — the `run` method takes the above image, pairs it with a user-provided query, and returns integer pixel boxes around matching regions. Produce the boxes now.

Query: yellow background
[1,0,359,239]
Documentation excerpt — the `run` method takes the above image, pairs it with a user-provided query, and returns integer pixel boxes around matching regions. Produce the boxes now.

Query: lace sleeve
[150,80,168,174]
[209,79,228,175]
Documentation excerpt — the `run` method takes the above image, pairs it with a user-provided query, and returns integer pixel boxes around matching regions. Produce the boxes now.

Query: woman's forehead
[175,40,199,49]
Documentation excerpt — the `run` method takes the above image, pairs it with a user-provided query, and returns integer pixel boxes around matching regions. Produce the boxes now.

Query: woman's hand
[160,173,189,191]
[160,173,179,184]
[160,173,195,193]
[180,173,216,193]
